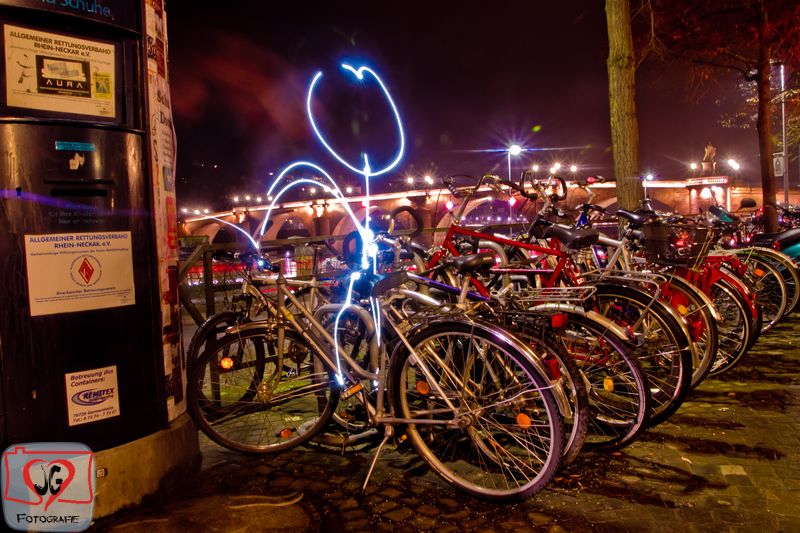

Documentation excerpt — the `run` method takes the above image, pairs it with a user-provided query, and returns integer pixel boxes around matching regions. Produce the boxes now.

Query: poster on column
[3,24,116,118]
[65,365,120,426]
[24,231,135,316]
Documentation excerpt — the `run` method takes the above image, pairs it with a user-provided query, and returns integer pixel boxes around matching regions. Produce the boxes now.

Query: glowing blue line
[332,272,361,386]
[205,215,260,250]
[258,161,365,239]
[306,65,405,178]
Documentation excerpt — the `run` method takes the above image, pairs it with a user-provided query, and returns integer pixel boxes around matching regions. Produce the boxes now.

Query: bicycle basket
[641,221,712,268]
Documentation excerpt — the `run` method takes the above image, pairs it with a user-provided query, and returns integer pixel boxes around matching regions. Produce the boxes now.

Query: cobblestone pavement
[100,317,800,532]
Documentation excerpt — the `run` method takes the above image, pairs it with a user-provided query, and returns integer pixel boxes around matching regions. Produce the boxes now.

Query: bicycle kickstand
[361,425,393,493]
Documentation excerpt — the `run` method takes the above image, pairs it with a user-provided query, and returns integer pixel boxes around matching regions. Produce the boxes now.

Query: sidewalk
[96,317,800,532]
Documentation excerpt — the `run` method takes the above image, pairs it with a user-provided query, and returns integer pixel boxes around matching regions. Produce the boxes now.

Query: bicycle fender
[527,303,632,343]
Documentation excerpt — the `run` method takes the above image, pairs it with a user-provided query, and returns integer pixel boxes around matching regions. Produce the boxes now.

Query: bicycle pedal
[341,383,364,400]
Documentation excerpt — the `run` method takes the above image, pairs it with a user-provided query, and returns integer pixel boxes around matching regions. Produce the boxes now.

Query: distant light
[233,196,239,203]
[553,163,561,171]
[690,163,698,170]
[245,195,251,201]
[508,144,522,156]
[406,176,414,184]
[508,197,517,207]
[193,209,200,215]
[532,164,540,172]
[346,186,353,194]
[322,186,330,193]
[424,175,434,185]
[256,196,262,202]
[310,187,317,194]
[727,159,740,171]
[570,165,578,173]
[203,209,209,214]
[549,166,558,174]
[213,164,218,169]
[268,196,274,202]
[445,200,454,210]
[269,172,274,176]
[645,174,654,181]
[181,208,188,213]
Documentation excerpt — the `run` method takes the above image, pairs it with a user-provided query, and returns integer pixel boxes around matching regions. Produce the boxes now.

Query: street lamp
[406,176,414,185]
[532,164,540,173]
[727,159,740,171]
[569,164,578,173]
[690,162,698,172]
[507,144,522,179]
[424,175,434,185]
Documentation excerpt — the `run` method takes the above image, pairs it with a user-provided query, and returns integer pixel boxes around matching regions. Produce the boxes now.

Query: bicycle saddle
[542,225,600,250]
[443,252,497,274]
[617,209,656,228]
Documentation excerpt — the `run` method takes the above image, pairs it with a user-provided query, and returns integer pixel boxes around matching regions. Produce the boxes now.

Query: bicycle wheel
[660,275,719,389]
[737,253,788,332]
[592,284,693,427]
[543,313,650,450]
[186,310,245,368]
[389,320,563,501]
[188,327,339,454]
[707,279,753,376]
[737,248,800,318]
[505,317,590,465]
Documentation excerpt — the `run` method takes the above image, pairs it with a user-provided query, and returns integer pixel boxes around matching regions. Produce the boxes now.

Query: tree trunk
[756,4,778,232]
[606,0,644,211]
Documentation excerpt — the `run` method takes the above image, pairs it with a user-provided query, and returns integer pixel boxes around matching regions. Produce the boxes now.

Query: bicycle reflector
[516,413,532,430]
[551,313,568,328]
[219,357,235,370]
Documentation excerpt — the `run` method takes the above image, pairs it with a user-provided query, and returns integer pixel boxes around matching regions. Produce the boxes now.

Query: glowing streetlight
[645,174,654,181]
[569,164,578,173]
[424,175,434,185]
[507,145,523,179]
[406,176,414,184]
[553,162,562,171]
[233,196,239,203]
[193,209,200,215]
[690,162,698,171]
[310,187,317,195]
[256,196,262,202]
[345,186,353,194]
[244,195,251,201]
[203,208,209,214]
[549,166,557,175]
[727,159,740,171]
[532,164,540,172]
[181,208,188,213]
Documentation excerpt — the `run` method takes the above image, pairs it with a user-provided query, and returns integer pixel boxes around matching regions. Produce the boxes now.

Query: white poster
[4,24,116,118]
[65,365,120,426]
[24,231,135,316]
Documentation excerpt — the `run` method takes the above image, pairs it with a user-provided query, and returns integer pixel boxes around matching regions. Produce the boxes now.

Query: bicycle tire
[188,327,339,454]
[707,280,753,376]
[592,284,693,427]
[389,320,563,502]
[737,247,800,318]
[541,313,650,450]
[660,275,720,389]
[186,310,246,368]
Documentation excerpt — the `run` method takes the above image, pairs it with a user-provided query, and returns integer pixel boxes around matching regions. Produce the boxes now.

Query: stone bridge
[180,176,764,246]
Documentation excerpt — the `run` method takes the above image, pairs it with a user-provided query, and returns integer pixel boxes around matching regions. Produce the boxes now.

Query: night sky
[166,1,757,209]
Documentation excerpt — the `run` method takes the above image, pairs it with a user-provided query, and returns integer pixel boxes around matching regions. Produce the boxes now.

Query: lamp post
[781,64,788,205]
[507,144,522,179]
